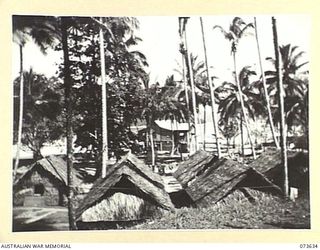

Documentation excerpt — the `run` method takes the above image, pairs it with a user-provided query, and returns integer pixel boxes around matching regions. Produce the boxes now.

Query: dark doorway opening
[34,184,45,196]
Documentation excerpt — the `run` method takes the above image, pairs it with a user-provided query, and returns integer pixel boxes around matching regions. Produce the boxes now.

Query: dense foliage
[13,69,64,160]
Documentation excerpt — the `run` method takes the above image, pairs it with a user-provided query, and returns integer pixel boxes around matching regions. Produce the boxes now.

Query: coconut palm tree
[60,16,78,230]
[179,17,200,152]
[265,44,308,133]
[271,17,289,198]
[254,17,279,149]
[12,15,60,180]
[215,67,265,156]
[91,17,144,177]
[98,17,109,178]
[200,17,221,157]
[213,17,256,158]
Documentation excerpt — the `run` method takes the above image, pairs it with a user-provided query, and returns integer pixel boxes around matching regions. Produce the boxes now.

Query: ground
[13,207,69,231]
[12,192,310,231]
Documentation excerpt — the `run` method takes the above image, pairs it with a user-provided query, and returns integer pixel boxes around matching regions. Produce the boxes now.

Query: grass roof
[75,152,174,220]
[14,155,82,188]
[173,150,285,207]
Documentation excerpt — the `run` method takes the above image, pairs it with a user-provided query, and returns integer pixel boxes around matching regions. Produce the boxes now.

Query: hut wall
[13,169,66,206]
[80,192,163,222]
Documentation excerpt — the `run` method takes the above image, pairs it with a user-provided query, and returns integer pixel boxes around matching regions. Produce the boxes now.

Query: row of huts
[13,148,309,223]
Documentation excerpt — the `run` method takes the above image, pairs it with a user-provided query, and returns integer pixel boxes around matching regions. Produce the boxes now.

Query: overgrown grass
[132,190,310,229]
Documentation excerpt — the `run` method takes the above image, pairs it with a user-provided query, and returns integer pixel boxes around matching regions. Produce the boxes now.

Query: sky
[12,15,310,86]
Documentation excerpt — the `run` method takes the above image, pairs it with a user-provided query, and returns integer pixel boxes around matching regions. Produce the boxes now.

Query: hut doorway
[34,184,45,196]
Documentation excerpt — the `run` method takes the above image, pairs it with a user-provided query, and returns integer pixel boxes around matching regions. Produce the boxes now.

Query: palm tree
[215,67,264,156]
[12,15,59,180]
[179,17,199,152]
[200,17,221,157]
[254,17,279,149]
[13,69,64,161]
[61,16,77,230]
[213,17,256,158]
[272,17,289,198]
[265,44,308,133]
[91,17,144,176]
[98,17,108,178]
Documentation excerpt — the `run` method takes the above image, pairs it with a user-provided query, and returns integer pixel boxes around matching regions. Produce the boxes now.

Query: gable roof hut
[13,155,82,206]
[173,150,283,207]
[75,152,174,221]
[248,149,309,191]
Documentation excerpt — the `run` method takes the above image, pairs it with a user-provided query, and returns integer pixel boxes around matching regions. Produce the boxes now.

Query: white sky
[12,15,310,86]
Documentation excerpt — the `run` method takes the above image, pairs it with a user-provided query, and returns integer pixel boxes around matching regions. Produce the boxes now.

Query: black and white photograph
[11,15,310,232]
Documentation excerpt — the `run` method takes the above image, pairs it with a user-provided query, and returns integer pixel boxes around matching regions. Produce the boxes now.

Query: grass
[131,190,310,230]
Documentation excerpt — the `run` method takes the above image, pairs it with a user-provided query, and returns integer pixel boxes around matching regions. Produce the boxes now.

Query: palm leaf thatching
[14,155,82,188]
[249,149,309,190]
[173,150,283,207]
[75,152,174,220]
[173,150,216,187]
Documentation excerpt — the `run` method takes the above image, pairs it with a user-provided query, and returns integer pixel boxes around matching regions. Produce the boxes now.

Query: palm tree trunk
[240,115,244,156]
[181,53,191,153]
[61,16,77,230]
[99,18,108,178]
[272,17,289,198]
[184,23,199,152]
[226,137,230,156]
[254,17,280,149]
[200,17,221,157]
[13,44,24,181]
[170,119,175,155]
[149,126,155,166]
[203,104,206,151]
[233,51,256,159]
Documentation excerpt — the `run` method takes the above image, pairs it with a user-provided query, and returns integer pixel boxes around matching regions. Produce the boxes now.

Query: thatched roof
[250,149,309,190]
[173,150,283,207]
[14,155,82,187]
[173,150,216,187]
[185,157,249,206]
[75,153,174,220]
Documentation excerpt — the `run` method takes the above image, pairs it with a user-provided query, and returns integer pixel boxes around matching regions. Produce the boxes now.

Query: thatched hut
[13,155,81,207]
[75,153,174,222]
[173,150,282,207]
[249,149,309,192]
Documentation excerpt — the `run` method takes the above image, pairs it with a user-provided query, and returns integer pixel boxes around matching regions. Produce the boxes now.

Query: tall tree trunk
[254,17,280,149]
[272,17,289,198]
[233,51,256,159]
[99,18,108,178]
[240,115,244,156]
[13,45,24,181]
[226,137,230,156]
[200,17,221,157]
[181,53,191,153]
[149,125,155,166]
[203,104,206,151]
[184,28,199,152]
[61,16,77,230]
[170,119,175,155]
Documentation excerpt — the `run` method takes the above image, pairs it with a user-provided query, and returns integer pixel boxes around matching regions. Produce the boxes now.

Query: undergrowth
[132,190,310,229]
